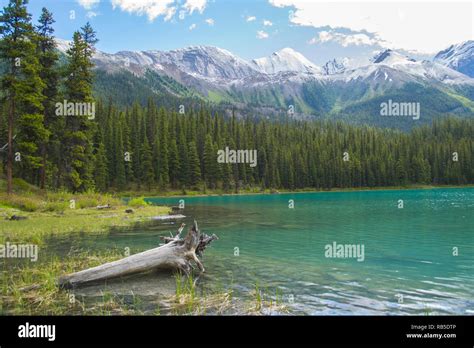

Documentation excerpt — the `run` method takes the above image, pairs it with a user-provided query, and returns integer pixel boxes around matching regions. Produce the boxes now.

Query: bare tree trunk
[39,143,46,190]
[6,97,14,195]
[58,221,218,289]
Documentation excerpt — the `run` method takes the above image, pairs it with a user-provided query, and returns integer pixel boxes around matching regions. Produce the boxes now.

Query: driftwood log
[58,220,218,289]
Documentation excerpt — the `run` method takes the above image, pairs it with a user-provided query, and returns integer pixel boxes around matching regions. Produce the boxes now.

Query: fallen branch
[58,220,218,289]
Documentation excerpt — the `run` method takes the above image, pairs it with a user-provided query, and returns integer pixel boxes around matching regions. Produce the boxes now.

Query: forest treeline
[0,1,473,194]
[3,96,474,192]
[80,106,474,191]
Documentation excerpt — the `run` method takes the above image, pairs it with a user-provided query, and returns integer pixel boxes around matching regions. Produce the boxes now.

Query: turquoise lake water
[46,188,474,315]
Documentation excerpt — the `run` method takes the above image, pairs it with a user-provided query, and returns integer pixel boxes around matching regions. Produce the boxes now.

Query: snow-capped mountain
[92,45,261,82]
[54,39,474,126]
[434,41,474,78]
[334,49,474,86]
[372,49,416,65]
[55,39,473,87]
[251,48,321,75]
[153,46,259,80]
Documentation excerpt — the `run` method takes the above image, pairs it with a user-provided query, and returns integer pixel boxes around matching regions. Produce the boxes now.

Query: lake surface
[48,188,474,315]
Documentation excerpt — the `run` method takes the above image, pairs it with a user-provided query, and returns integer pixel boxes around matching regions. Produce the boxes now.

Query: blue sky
[1,0,472,66]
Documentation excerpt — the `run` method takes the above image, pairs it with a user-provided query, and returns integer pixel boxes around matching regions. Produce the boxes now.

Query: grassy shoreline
[0,187,278,315]
[0,192,170,244]
[0,183,259,316]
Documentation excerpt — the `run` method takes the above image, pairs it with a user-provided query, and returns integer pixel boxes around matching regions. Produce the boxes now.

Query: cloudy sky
[2,0,472,66]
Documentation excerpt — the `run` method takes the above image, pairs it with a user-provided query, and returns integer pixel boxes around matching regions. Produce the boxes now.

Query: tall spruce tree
[36,7,59,189]
[62,23,97,192]
[0,0,47,192]
[203,134,217,188]
[168,138,180,188]
[157,108,169,187]
[140,136,154,190]
[187,141,201,188]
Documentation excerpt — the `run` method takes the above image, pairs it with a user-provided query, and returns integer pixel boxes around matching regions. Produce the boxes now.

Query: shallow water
[44,188,474,315]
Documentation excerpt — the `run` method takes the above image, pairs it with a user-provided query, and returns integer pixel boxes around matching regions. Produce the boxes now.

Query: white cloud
[111,0,207,22]
[268,0,473,53]
[189,23,197,30]
[205,18,214,26]
[77,0,100,9]
[246,16,257,22]
[111,0,176,21]
[183,0,207,14]
[263,19,273,26]
[256,30,269,39]
[308,30,389,48]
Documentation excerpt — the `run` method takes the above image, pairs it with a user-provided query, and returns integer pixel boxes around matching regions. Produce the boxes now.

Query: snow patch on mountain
[434,41,474,78]
[153,46,260,80]
[372,49,416,66]
[252,48,321,74]
[335,49,474,85]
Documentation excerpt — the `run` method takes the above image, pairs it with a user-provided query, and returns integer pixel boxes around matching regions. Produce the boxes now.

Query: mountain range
[56,39,474,128]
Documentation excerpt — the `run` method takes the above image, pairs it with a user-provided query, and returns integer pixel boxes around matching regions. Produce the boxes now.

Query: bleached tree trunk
[58,221,217,288]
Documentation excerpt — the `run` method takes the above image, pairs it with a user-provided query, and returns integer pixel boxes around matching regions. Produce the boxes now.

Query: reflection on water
[42,188,474,315]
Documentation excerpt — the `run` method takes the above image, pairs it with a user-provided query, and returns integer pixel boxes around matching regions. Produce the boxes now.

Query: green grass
[0,188,170,316]
[445,91,474,111]
[246,281,290,315]
[0,181,237,316]
[206,90,230,103]
[0,183,170,244]
[0,249,153,315]
[169,273,233,315]
[0,204,169,245]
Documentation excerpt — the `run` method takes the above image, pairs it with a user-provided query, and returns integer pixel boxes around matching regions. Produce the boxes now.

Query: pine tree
[36,7,59,189]
[168,138,180,188]
[94,140,108,191]
[61,23,97,192]
[203,134,217,188]
[0,0,46,192]
[187,141,201,188]
[114,124,126,189]
[122,109,133,183]
[177,120,188,187]
[140,136,154,190]
[157,108,169,186]
[130,103,141,183]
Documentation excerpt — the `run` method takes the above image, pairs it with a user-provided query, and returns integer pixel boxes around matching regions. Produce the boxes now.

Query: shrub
[44,201,69,212]
[0,194,42,212]
[128,197,148,208]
